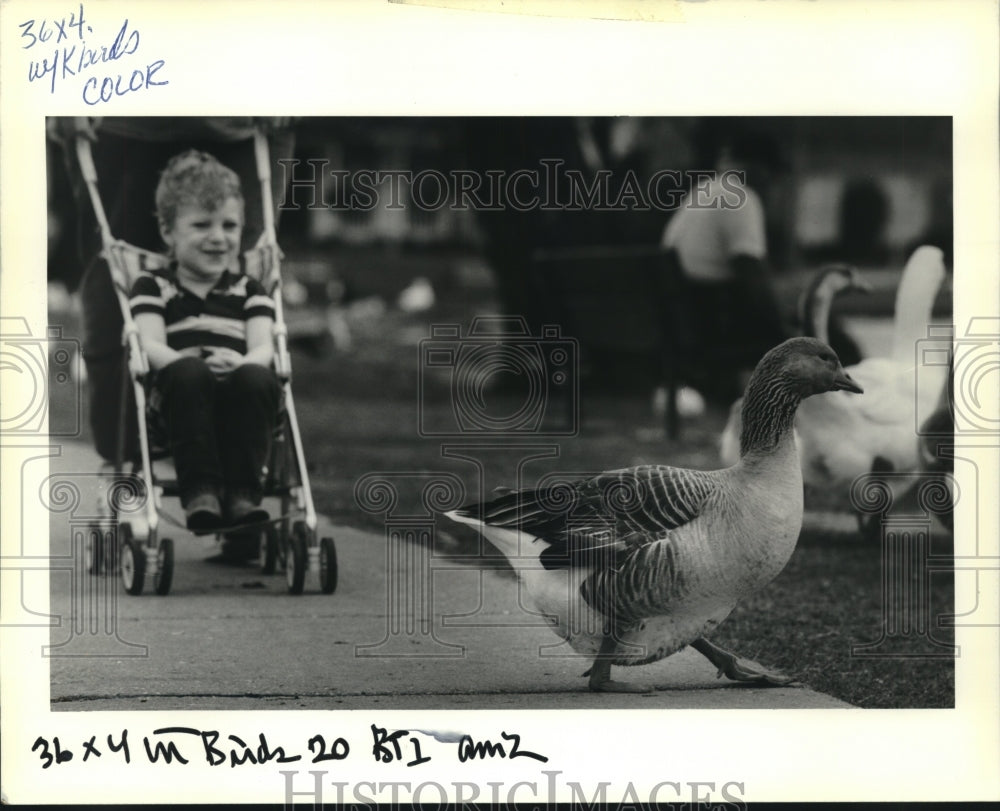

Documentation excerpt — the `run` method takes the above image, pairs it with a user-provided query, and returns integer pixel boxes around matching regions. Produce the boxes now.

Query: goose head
[739,338,862,457]
[757,337,864,399]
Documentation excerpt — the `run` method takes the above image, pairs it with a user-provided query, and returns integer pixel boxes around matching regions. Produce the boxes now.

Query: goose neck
[739,374,801,458]
[803,287,833,344]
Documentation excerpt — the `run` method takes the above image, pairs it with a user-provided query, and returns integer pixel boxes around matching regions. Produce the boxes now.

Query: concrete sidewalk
[44,440,851,711]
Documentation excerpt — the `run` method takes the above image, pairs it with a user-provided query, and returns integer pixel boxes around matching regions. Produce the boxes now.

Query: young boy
[129,150,281,532]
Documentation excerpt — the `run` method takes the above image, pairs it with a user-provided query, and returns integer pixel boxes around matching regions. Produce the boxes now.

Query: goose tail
[446,485,518,523]
[444,507,481,526]
[443,504,536,562]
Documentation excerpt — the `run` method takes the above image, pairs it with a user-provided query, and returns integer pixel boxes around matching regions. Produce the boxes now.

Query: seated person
[48,116,296,465]
[129,150,281,532]
[661,132,791,403]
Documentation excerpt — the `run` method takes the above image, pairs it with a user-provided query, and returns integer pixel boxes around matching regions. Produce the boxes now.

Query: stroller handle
[75,123,98,181]
[255,131,278,245]
[75,135,114,244]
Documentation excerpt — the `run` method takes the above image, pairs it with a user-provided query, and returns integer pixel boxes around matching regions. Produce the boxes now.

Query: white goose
[718,264,871,467]
[446,338,863,692]
[793,246,948,499]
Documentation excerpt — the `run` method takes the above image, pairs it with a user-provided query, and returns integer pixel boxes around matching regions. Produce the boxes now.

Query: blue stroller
[76,130,337,596]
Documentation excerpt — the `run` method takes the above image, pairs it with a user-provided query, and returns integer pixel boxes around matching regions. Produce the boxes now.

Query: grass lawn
[47,245,955,709]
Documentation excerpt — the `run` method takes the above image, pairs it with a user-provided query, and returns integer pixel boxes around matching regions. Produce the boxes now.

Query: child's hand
[203,347,244,375]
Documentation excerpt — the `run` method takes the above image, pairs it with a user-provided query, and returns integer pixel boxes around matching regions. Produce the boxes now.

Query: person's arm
[723,186,790,341]
[240,280,276,368]
[130,276,182,370]
[134,312,183,370]
[724,188,782,326]
[240,315,275,368]
[202,313,274,374]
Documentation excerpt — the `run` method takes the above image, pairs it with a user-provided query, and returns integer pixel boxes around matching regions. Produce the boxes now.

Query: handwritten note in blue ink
[20,4,168,104]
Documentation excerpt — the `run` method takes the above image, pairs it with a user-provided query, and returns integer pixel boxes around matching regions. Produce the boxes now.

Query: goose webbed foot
[586,632,654,694]
[691,638,798,687]
[715,659,796,686]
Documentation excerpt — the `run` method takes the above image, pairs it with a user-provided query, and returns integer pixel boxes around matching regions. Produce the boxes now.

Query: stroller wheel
[319,537,337,594]
[154,538,174,596]
[260,525,278,575]
[286,521,308,595]
[119,524,146,596]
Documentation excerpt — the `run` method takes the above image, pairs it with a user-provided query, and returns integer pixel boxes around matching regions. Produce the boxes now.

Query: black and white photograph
[42,113,957,705]
[2,1,998,807]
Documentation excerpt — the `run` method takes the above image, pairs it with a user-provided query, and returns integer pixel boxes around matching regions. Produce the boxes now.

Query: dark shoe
[226,492,269,527]
[185,491,223,533]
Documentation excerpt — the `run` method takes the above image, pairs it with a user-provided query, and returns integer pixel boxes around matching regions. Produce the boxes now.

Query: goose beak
[832,369,863,394]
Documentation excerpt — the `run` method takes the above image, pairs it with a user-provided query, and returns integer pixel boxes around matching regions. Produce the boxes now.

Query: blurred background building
[49,116,952,283]
[267,116,951,266]
[47,116,952,394]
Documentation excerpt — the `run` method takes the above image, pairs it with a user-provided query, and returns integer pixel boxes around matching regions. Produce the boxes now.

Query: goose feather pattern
[447,337,864,692]
[719,264,871,468]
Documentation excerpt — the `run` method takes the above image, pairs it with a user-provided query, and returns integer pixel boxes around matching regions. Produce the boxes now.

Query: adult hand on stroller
[203,347,244,375]
[46,116,98,145]
[253,117,295,134]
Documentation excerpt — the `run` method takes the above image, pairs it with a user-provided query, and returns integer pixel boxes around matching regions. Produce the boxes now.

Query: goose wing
[455,465,716,570]
[581,534,689,627]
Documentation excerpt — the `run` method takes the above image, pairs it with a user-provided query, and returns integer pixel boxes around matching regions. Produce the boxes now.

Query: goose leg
[690,638,796,686]
[586,633,653,693]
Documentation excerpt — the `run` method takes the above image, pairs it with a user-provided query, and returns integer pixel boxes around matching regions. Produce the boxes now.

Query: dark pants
[64,130,296,461]
[674,275,791,403]
[154,358,281,505]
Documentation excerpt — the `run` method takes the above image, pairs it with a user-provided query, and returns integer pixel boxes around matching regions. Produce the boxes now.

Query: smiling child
[129,150,281,532]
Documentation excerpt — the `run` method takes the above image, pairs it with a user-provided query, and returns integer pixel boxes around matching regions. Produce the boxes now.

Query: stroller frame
[75,127,336,596]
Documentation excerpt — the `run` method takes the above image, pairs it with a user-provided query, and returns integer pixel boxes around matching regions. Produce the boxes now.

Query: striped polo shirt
[129,268,275,357]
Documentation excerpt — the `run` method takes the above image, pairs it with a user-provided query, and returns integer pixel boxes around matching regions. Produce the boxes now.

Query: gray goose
[719,264,870,467]
[447,337,863,692]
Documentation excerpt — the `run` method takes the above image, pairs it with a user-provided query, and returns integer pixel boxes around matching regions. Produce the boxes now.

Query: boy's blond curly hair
[155,150,244,230]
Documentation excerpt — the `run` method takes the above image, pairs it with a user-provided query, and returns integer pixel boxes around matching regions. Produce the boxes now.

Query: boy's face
[161,196,243,283]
